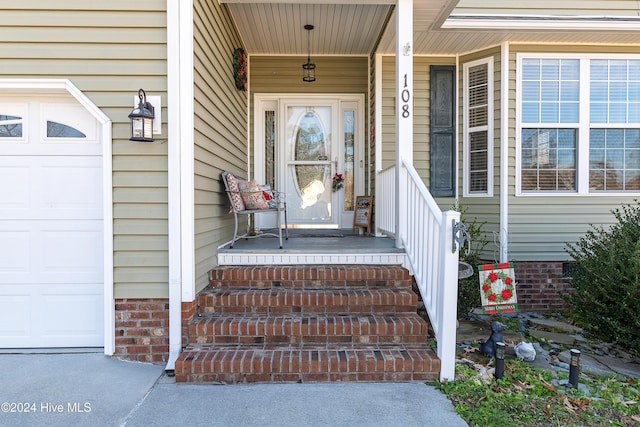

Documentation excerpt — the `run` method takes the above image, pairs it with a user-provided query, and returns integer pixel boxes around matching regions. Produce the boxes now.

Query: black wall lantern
[302,24,316,83]
[129,89,155,142]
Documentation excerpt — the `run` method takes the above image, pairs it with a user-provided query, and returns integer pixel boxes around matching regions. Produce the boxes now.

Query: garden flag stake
[478,262,518,315]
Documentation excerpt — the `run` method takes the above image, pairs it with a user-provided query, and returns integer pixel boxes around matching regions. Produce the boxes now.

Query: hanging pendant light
[302,24,316,83]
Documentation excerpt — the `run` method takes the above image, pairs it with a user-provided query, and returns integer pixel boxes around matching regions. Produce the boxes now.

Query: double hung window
[463,58,493,196]
[518,55,640,194]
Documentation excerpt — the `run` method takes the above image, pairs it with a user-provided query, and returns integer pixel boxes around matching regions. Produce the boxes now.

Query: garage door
[0,96,103,348]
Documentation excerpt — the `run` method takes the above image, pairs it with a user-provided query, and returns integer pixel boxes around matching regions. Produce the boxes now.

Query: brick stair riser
[175,346,439,383]
[211,280,413,289]
[189,314,428,345]
[210,266,413,290]
[197,289,417,315]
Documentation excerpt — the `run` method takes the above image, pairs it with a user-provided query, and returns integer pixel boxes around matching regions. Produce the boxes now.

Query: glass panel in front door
[285,106,335,226]
[343,110,355,212]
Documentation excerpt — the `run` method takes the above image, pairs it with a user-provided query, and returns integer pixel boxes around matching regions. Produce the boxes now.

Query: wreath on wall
[481,270,515,303]
[233,48,247,91]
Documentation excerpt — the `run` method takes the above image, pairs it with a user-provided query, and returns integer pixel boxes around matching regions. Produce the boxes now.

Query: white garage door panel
[0,165,29,208]
[0,294,30,336]
[0,156,102,220]
[40,159,102,215]
[0,221,102,284]
[0,284,103,347]
[41,103,99,142]
[41,226,103,280]
[0,230,30,275]
[0,95,104,349]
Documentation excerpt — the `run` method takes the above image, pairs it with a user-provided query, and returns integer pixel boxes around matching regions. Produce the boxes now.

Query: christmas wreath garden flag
[478,262,518,315]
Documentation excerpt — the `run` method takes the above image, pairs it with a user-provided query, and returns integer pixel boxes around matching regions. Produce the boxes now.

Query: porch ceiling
[222,0,640,57]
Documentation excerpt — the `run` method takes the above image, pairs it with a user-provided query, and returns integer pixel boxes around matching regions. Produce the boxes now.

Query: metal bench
[221,171,288,249]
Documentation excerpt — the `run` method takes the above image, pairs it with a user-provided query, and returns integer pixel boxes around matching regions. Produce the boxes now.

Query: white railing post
[438,209,461,382]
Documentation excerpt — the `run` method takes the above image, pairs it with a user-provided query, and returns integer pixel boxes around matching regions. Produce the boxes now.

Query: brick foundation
[114,298,198,363]
[181,300,198,346]
[115,299,170,363]
[510,261,574,312]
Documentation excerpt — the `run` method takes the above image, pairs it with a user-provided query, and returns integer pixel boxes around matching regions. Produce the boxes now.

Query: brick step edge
[209,265,413,289]
[197,288,417,315]
[175,344,439,383]
[189,313,429,345]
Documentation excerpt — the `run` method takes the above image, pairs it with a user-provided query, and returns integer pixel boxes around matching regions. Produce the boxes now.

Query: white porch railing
[376,165,396,236]
[376,159,461,382]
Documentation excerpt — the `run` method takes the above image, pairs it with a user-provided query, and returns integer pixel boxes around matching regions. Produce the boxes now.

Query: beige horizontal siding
[381,55,456,189]
[251,56,369,94]
[0,2,169,299]
[192,0,248,294]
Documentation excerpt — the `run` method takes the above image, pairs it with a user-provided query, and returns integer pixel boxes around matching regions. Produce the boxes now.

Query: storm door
[254,95,364,230]
[283,101,338,227]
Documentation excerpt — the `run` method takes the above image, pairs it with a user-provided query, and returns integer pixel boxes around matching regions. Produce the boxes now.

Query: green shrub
[564,200,640,355]
[455,204,488,318]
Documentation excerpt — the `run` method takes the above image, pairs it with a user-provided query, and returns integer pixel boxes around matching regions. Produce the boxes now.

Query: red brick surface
[176,345,439,383]
[509,261,573,312]
[175,265,439,383]
[115,298,169,363]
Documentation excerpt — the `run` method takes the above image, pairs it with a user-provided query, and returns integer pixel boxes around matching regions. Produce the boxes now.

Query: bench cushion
[240,179,268,210]
[225,173,246,212]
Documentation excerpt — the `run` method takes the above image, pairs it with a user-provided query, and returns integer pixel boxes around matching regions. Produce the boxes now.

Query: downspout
[165,0,188,372]
[500,42,509,263]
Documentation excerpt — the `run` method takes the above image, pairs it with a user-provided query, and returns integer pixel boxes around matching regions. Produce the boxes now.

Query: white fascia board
[442,16,640,31]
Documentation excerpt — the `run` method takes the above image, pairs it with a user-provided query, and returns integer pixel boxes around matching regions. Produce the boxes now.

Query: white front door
[0,96,103,348]
[282,100,339,227]
[254,95,364,230]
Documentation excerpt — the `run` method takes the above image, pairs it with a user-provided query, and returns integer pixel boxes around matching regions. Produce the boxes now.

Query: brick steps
[177,344,439,383]
[209,265,413,289]
[175,265,439,383]
[197,287,418,314]
[189,313,428,345]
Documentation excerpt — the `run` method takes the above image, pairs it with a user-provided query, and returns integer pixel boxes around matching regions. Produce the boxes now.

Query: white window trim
[516,52,640,197]
[463,57,494,197]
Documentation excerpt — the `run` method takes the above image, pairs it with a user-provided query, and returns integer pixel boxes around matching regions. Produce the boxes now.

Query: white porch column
[395,0,414,248]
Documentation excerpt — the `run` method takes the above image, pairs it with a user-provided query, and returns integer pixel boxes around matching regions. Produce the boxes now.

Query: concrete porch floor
[217,229,406,266]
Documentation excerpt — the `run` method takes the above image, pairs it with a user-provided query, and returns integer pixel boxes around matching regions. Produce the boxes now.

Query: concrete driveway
[0,352,467,427]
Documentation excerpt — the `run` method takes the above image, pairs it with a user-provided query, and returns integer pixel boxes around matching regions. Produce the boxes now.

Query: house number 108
[401,74,411,118]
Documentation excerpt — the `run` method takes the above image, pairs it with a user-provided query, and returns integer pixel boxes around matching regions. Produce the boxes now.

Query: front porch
[217,229,407,266]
